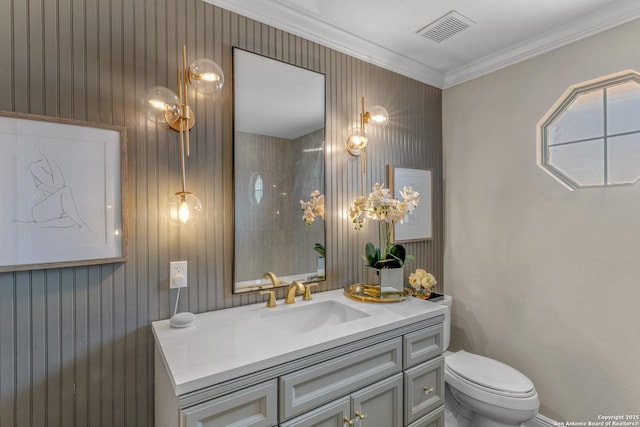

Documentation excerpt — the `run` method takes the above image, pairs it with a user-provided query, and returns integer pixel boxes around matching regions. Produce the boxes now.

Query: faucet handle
[259,290,277,308]
[303,283,318,300]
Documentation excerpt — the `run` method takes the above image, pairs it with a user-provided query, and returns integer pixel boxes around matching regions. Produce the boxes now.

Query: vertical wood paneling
[0,1,443,426]
[59,269,75,427]
[0,274,15,427]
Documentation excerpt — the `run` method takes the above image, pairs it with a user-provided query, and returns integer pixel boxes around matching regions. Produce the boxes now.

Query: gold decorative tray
[344,283,413,303]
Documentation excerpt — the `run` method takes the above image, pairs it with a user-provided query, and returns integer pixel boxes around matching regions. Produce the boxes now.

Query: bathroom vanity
[152,289,446,427]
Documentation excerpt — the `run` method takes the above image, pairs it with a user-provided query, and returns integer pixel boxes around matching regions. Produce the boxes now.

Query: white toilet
[438,295,539,427]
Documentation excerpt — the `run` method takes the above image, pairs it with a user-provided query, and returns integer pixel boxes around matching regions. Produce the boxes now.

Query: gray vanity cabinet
[403,324,443,367]
[279,397,351,427]
[180,379,277,427]
[403,324,445,426]
[154,313,445,427]
[407,406,444,427]
[279,338,402,421]
[404,356,444,424]
[351,373,404,427]
[281,374,403,427]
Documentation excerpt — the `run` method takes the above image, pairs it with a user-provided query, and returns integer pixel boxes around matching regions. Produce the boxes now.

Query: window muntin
[539,71,640,189]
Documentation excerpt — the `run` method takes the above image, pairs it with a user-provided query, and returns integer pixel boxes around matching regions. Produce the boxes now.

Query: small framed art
[0,111,127,271]
[388,165,433,242]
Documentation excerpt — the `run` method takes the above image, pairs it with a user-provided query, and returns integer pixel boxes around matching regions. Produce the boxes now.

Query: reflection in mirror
[233,48,326,293]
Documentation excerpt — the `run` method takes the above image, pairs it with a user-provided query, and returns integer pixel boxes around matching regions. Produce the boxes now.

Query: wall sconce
[144,45,224,225]
[345,96,389,156]
[345,96,388,194]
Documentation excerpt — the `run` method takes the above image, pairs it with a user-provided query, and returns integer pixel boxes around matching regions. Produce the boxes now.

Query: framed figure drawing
[388,165,433,242]
[0,111,127,271]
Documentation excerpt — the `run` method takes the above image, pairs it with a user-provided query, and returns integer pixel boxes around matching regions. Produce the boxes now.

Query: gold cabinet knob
[343,416,354,427]
[423,386,434,394]
[355,410,367,420]
[259,290,276,308]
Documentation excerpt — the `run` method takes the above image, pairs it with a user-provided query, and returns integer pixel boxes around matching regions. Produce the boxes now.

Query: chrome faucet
[263,271,280,288]
[284,280,305,304]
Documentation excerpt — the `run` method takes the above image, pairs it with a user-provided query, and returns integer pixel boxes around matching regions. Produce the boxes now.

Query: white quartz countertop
[152,289,446,396]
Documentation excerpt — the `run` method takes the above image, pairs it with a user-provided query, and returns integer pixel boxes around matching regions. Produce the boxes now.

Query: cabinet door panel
[404,356,444,425]
[351,373,403,427]
[181,379,277,427]
[406,406,444,427]
[280,397,350,427]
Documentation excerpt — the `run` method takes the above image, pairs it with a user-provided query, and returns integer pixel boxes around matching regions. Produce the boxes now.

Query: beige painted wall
[443,19,640,420]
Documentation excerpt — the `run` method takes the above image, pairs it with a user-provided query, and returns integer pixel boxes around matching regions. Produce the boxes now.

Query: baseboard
[525,413,558,427]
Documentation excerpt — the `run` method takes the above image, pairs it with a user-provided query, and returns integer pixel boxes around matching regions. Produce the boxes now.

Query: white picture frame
[388,165,433,242]
[0,111,127,271]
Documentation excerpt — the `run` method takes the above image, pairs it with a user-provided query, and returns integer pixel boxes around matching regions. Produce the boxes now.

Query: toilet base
[445,384,536,427]
[445,385,473,427]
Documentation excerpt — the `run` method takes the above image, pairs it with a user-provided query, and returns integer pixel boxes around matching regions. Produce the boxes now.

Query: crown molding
[203,0,445,88]
[443,1,640,88]
[204,0,640,90]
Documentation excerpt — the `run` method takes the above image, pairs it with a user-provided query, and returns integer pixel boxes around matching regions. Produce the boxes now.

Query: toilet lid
[446,350,534,395]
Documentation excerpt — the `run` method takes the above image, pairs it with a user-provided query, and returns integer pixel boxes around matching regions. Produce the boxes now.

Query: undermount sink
[258,299,370,334]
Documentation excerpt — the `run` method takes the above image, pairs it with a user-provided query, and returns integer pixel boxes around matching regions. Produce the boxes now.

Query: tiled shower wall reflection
[235,129,324,282]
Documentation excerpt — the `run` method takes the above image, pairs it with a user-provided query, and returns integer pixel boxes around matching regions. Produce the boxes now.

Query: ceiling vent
[417,11,475,43]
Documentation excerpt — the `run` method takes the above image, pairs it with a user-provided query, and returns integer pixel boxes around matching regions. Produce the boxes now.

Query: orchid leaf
[365,242,379,267]
[313,243,326,257]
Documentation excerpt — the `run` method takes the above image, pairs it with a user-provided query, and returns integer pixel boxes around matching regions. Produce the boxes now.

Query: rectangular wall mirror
[233,48,326,293]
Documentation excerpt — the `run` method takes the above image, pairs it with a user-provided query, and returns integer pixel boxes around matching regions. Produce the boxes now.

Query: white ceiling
[204,0,640,89]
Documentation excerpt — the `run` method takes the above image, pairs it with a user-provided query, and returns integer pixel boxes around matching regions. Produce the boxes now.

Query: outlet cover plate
[170,261,188,289]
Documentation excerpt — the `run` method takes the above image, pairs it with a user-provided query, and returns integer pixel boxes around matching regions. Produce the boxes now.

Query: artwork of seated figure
[28,151,91,232]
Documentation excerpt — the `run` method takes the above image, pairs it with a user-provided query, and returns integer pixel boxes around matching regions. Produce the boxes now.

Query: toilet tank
[437,295,452,351]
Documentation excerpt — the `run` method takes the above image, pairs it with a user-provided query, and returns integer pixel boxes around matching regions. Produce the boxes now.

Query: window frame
[538,70,640,190]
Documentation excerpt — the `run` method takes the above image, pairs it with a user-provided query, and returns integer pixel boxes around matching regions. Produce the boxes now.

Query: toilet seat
[445,351,539,411]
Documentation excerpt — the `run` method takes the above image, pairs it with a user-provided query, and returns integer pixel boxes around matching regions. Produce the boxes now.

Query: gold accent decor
[285,281,306,304]
[303,283,318,300]
[143,44,224,225]
[343,283,412,303]
[259,290,277,308]
[413,291,432,300]
[345,96,389,195]
[166,105,194,132]
[263,271,280,288]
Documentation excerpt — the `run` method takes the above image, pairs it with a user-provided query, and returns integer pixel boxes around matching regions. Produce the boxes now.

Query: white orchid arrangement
[348,183,419,230]
[348,183,419,269]
[408,268,437,292]
[300,190,325,226]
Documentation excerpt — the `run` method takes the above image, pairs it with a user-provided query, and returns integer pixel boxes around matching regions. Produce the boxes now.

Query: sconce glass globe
[189,58,224,95]
[366,105,389,129]
[167,191,202,225]
[345,127,368,156]
[144,86,181,124]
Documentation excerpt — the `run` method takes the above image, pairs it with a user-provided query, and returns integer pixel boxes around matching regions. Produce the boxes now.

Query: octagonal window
[538,71,640,189]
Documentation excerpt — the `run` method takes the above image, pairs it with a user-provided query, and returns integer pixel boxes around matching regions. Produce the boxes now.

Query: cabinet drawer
[407,405,444,427]
[280,338,402,421]
[280,396,350,427]
[181,379,277,427]
[404,355,444,425]
[403,324,443,368]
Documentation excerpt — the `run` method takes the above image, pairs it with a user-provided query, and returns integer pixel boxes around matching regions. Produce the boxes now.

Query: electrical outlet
[170,261,188,289]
